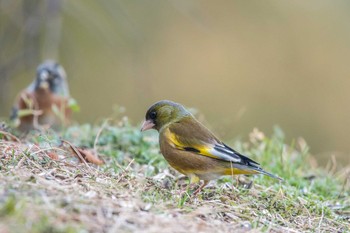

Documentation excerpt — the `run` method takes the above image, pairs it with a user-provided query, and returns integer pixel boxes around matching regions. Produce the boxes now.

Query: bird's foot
[192,180,209,196]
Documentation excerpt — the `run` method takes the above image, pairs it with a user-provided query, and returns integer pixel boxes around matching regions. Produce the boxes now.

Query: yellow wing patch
[165,128,183,148]
[165,128,220,159]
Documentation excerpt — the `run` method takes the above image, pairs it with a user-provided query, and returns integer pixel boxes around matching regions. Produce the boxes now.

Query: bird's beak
[140,120,155,132]
[39,81,49,89]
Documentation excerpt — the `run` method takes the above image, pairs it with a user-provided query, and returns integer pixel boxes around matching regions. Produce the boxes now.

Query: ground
[0,118,349,233]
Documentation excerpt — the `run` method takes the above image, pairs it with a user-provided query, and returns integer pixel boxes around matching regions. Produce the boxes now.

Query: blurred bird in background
[141,100,282,194]
[11,60,75,131]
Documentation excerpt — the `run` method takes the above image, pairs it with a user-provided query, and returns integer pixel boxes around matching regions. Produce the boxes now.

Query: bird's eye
[53,74,60,80]
[149,111,157,120]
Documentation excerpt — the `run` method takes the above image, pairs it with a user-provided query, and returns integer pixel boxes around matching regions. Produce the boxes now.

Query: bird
[11,60,72,131]
[141,100,282,195]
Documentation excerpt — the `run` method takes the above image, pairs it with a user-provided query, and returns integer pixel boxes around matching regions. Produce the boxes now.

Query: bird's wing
[166,117,260,167]
[9,91,25,120]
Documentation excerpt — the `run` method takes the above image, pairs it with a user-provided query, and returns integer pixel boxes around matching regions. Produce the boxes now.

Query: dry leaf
[62,140,104,166]
[47,152,59,160]
[77,148,104,165]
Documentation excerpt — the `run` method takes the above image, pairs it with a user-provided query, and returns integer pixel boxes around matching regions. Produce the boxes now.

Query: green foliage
[68,98,80,112]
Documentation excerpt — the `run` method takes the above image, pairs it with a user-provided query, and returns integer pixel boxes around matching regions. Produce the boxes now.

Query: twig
[15,156,26,170]
[330,155,337,175]
[338,169,350,198]
[20,151,46,172]
[115,159,134,184]
[317,205,324,232]
[61,139,92,172]
[93,118,110,154]
[230,161,235,192]
[31,144,62,165]
[0,130,21,143]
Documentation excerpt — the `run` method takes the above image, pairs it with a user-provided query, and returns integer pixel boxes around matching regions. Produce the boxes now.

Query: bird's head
[141,100,190,132]
[34,60,68,95]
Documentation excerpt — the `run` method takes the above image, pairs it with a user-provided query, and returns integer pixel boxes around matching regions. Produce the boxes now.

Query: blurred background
[1,0,349,165]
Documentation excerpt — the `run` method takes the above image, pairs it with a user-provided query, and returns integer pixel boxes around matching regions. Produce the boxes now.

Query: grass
[0,117,349,232]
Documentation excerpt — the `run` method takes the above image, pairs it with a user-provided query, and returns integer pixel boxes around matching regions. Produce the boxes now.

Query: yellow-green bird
[141,100,282,194]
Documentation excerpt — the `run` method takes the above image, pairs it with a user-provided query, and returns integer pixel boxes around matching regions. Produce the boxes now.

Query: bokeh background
[1,0,349,165]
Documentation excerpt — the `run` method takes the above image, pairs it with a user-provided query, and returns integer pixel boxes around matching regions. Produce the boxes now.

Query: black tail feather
[256,168,283,181]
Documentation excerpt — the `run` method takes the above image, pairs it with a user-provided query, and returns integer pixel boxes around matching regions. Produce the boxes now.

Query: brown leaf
[77,148,104,165]
[62,140,86,164]
[61,140,104,166]
[47,152,59,160]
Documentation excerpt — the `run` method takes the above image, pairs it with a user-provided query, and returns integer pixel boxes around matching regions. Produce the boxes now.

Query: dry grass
[0,121,349,233]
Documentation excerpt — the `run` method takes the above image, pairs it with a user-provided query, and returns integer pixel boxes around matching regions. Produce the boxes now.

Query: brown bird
[141,100,282,194]
[11,60,72,131]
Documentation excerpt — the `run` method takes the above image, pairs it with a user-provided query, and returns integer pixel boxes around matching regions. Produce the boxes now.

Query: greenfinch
[141,100,282,194]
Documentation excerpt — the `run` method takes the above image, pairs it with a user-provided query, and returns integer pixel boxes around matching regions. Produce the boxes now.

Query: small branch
[0,130,21,143]
[93,118,110,154]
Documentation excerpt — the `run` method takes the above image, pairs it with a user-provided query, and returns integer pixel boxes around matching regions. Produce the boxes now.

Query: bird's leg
[193,180,209,195]
[184,175,200,194]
